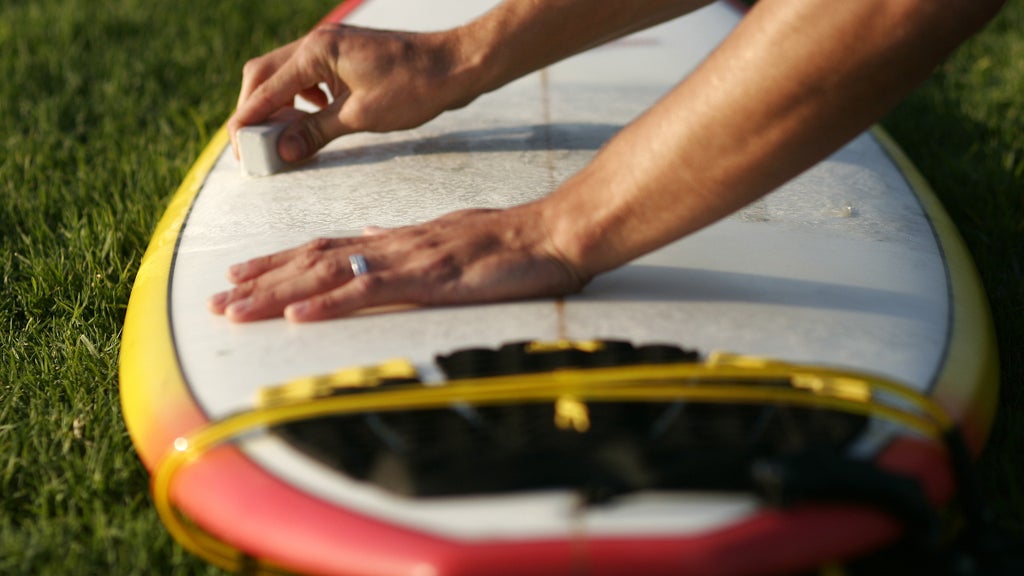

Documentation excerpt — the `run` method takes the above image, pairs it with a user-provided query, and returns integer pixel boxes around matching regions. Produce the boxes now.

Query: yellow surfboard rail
[871,127,999,452]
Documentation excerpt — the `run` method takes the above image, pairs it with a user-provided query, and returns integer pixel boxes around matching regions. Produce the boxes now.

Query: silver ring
[349,253,369,277]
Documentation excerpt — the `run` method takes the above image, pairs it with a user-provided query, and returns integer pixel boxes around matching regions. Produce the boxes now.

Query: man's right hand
[227,24,478,163]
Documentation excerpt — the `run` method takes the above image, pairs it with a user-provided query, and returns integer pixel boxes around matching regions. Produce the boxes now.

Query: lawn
[1,0,1021,574]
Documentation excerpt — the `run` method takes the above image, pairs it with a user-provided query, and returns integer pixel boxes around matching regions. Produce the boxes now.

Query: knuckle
[426,253,460,282]
[303,120,328,151]
[347,274,383,299]
[246,288,276,309]
[294,250,320,271]
[241,58,265,79]
[241,255,270,272]
[341,98,373,130]
[303,237,333,253]
[303,27,329,50]
[310,290,342,313]
[312,257,344,282]
[306,25,344,61]
[249,89,278,118]
[233,279,257,299]
[309,23,341,41]
[293,239,336,273]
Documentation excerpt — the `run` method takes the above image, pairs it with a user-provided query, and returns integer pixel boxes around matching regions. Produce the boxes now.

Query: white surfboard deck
[152,0,958,543]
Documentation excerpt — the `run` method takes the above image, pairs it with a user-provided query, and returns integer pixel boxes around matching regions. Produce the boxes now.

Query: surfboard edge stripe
[119,127,230,470]
[870,126,999,453]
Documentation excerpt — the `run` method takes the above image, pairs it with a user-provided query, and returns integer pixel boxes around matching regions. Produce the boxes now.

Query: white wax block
[238,123,288,176]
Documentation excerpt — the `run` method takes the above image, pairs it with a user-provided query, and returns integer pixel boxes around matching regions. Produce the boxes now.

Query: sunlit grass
[1,1,327,573]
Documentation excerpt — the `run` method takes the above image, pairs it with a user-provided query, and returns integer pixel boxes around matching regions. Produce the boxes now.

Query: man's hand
[227,24,476,163]
[225,1,715,164]
[207,205,587,322]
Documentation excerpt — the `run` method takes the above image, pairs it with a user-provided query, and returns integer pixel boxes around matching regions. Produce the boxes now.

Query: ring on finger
[349,253,369,277]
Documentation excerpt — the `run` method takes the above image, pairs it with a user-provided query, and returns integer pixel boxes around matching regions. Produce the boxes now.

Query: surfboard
[119,1,999,574]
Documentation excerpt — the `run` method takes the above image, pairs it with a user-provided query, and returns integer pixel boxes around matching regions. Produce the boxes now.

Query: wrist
[442,2,549,103]
[536,166,628,283]
[423,24,492,113]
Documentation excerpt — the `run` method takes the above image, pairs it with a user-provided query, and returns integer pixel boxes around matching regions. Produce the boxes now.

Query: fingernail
[226,298,252,318]
[208,292,229,311]
[285,301,308,321]
[278,131,307,163]
[227,262,247,281]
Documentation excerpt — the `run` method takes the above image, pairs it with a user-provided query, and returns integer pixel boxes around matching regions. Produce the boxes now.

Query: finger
[207,289,235,315]
[285,269,414,322]
[225,237,352,284]
[224,249,382,322]
[230,42,301,157]
[210,237,377,317]
[236,41,299,112]
[362,225,388,236]
[230,22,356,138]
[228,58,325,156]
[276,101,352,163]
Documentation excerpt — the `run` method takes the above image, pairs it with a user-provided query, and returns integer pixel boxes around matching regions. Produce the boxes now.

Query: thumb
[277,119,323,163]
[277,107,349,163]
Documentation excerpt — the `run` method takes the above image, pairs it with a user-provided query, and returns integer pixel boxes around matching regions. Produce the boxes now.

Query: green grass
[0,0,1021,573]
[1,1,330,573]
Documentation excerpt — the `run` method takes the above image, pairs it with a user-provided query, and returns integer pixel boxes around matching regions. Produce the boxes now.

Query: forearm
[541,0,1004,279]
[215,0,1004,322]
[450,0,714,100]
